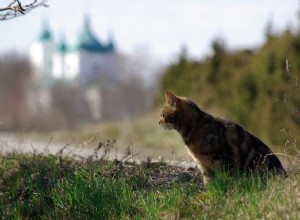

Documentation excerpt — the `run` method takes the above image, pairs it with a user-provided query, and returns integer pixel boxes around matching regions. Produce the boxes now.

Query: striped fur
[159,91,287,183]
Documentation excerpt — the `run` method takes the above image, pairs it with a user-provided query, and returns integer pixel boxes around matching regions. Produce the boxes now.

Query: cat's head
[159,91,204,130]
[159,91,181,130]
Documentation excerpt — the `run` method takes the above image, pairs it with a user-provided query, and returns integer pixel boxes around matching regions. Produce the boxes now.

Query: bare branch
[0,0,48,21]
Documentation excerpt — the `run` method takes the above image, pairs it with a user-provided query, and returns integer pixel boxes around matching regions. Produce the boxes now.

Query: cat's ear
[165,91,178,107]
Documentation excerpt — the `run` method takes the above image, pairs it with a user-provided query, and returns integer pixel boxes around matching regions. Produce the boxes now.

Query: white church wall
[29,42,44,83]
[65,52,80,79]
[53,51,80,80]
[79,51,110,85]
[52,52,64,79]
[29,40,54,86]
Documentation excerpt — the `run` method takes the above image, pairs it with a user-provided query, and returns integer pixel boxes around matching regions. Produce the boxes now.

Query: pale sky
[0,0,299,62]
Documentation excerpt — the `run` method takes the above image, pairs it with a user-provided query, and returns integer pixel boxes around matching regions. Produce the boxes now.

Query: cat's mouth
[161,123,174,130]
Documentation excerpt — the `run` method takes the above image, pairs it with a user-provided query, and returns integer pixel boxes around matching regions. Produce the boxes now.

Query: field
[25,112,188,161]
[0,112,300,219]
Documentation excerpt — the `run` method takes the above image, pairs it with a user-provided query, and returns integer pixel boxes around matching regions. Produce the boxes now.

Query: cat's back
[191,116,286,175]
[221,119,286,175]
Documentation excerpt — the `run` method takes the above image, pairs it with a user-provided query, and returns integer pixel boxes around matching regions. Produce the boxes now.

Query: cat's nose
[158,119,162,125]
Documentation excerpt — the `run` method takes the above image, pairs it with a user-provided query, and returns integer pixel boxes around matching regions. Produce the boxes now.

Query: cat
[159,91,287,184]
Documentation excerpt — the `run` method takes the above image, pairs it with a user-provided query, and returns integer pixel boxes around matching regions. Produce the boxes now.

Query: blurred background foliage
[159,27,300,146]
[1,18,300,153]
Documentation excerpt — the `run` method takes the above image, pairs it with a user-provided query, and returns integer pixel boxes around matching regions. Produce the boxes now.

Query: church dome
[38,20,52,42]
[76,15,110,52]
[57,35,68,53]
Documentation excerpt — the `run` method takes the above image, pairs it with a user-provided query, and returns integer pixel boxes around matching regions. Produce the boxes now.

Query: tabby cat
[159,91,287,183]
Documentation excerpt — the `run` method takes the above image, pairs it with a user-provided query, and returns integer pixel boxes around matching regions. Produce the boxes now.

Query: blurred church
[29,16,120,121]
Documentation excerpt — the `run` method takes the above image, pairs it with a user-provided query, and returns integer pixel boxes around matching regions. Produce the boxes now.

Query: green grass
[0,152,299,219]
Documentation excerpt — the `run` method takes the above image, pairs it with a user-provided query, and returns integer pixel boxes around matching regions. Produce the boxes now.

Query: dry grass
[25,112,188,160]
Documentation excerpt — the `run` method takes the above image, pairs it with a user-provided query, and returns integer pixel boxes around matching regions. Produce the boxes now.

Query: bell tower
[29,19,54,87]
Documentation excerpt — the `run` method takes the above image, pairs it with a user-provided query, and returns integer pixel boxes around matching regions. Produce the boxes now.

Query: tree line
[159,28,300,147]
